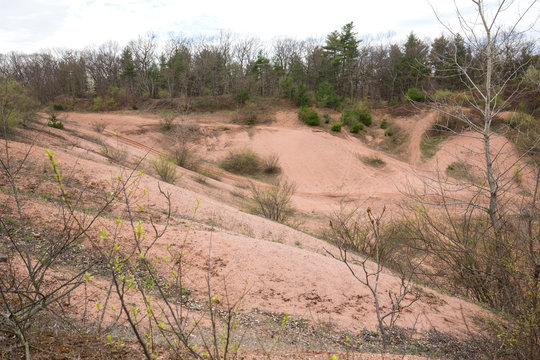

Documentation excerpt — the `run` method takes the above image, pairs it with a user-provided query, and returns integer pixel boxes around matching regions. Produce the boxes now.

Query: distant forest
[1,22,538,112]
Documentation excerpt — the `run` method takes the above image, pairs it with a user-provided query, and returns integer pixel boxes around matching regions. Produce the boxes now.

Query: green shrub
[431,89,454,102]
[384,129,394,137]
[298,106,320,126]
[279,76,294,99]
[293,83,310,107]
[358,112,372,126]
[220,148,262,175]
[52,103,64,111]
[331,122,342,132]
[341,109,355,126]
[157,89,170,99]
[0,79,38,133]
[389,97,399,106]
[407,87,425,102]
[350,122,363,133]
[47,115,64,129]
[317,81,341,109]
[341,100,372,126]
[235,89,250,104]
[92,96,103,112]
[380,118,389,129]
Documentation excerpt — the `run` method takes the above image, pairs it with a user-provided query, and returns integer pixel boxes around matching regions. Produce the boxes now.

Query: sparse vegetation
[171,144,196,170]
[446,161,471,181]
[505,112,540,158]
[323,113,331,124]
[513,163,523,184]
[234,102,264,125]
[420,135,445,159]
[420,109,468,159]
[361,154,386,168]
[381,125,408,153]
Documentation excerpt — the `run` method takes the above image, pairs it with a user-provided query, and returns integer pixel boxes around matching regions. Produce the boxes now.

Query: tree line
[0,22,537,108]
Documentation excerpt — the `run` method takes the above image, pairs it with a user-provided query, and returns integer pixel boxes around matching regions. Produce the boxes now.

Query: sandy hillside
[2,106,515,358]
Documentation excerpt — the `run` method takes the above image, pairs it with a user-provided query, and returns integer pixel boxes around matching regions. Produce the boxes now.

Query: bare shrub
[249,180,296,223]
[171,144,197,170]
[150,153,177,183]
[327,207,424,347]
[233,102,258,125]
[99,141,128,164]
[170,122,200,171]
[159,112,176,132]
[91,120,107,133]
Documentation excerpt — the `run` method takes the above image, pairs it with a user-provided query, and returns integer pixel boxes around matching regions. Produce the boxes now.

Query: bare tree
[408,1,540,356]
[327,206,423,348]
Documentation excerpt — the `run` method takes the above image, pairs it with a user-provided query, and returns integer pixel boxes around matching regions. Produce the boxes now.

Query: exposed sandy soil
[3,105,523,358]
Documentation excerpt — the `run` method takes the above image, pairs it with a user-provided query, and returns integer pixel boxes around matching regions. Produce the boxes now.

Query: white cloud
[0,0,537,53]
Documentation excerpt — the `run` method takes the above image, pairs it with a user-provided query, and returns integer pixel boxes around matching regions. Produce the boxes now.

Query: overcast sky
[0,0,538,53]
